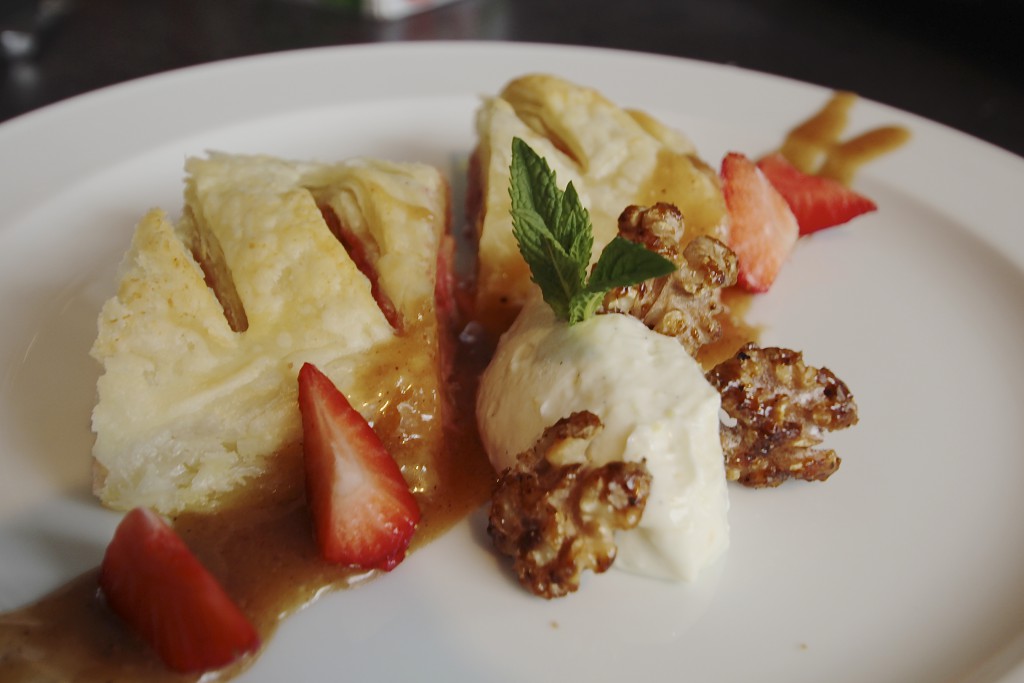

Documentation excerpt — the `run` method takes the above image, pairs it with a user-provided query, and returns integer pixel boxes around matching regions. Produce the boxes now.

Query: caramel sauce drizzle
[778,90,910,185]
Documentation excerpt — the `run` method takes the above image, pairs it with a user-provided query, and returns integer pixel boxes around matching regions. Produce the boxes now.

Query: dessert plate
[1,42,1023,683]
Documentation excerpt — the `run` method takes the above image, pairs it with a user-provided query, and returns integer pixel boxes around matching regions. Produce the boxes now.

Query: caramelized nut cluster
[707,343,859,487]
[599,204,737,355]
[487,411,651,599]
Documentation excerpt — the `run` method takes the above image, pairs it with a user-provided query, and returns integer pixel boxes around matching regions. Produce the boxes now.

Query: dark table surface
[2,0,1022,158]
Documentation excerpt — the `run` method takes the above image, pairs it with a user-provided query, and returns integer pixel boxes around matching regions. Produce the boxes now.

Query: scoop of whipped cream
[476,297,729,581]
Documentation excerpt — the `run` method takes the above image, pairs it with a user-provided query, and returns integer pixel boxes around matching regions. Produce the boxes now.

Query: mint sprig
[509,137,676,325]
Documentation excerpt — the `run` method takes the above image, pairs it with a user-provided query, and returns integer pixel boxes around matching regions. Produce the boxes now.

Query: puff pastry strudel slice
[91,153,450,514]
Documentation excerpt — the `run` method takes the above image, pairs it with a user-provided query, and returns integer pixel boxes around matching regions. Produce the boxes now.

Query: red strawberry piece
[98,507,260,673]
[721,152,800,293]
[757,152,877,236]
[298,363,420,571]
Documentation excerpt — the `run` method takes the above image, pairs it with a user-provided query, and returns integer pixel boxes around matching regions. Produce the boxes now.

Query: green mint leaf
[510,137,564,233]
[509,138,593,265]
[567,291,605,325]
[509,138,677,326]
[511,215,581,321]
[586,236,677,294]
[560,181,593,270]
[510,138,589,318]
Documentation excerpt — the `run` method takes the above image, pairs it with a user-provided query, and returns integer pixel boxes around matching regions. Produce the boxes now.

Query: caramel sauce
[0,323,495,682]
[818,126,912,185]
[779,91,858,174]
[639,149,728,243]
[697,288,758,371]
[778,91,910,185]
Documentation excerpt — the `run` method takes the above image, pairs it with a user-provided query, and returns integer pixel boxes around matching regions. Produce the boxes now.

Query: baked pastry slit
[178,205,250,333]
[318,202,401,332]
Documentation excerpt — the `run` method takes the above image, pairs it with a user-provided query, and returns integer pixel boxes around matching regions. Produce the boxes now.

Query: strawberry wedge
[98,507,260,673]
[757,152,877,236]
[721,152,800,293]
[297,363,420,571]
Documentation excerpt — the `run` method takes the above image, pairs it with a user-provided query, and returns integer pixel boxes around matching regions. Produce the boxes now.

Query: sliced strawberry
[98,507,260,673]
[721,152,800,293]
[297,363,420,570]
[757,152,877,236]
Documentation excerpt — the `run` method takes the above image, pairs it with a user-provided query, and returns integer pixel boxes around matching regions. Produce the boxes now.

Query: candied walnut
[614,203,687,263]
[707,344,858,487]
[599,203,737,355]
[487,411,652,599]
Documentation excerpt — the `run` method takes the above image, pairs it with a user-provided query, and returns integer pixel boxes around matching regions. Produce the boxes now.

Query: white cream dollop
[476,298,729,581]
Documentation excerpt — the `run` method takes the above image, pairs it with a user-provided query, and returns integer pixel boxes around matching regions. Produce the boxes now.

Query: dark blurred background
[2,0,1022,156]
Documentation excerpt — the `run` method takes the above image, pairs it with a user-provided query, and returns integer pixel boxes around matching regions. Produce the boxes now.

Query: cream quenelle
[476,297,729,581]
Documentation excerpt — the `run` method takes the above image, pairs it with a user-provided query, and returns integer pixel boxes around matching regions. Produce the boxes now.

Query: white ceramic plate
[2,42,1023,683]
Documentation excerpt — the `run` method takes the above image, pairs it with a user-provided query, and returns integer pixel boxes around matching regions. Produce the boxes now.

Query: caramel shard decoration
[91,153,448,514]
